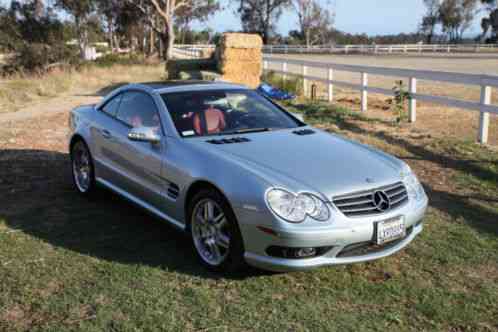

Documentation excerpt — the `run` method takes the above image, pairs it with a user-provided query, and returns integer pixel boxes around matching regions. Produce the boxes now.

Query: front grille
[333,182,408,217]
[337,226,413,258]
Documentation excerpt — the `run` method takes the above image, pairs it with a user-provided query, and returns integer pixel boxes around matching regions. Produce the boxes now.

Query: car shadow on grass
[0,149,268,280]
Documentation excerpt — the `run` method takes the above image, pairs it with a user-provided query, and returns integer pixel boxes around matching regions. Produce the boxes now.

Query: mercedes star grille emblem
[373,191,390,212]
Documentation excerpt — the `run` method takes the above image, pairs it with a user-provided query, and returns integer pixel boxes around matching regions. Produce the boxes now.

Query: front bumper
[239,198,427,272]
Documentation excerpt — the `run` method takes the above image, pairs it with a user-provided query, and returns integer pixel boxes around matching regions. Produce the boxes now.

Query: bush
[93,53,146,68]
[261,71,303,96]
[4,43,79,74]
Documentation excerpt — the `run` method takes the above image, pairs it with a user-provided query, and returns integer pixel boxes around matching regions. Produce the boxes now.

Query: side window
[116,92,162,131]
[101,94,122,117]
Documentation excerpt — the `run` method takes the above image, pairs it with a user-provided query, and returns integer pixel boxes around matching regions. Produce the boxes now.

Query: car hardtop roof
[127,80,249,94]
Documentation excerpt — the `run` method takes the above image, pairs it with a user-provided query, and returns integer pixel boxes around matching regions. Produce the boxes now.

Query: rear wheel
[70,140,96,196]
[188,189,245,273]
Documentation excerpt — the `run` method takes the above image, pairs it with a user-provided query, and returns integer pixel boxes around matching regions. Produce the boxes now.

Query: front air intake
[206,137,251,144]
[292,129,315,136]
[167,183,180,199]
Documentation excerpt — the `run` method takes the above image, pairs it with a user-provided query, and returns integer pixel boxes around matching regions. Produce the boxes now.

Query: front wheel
[188,189,246,273]
[70,140,96,196]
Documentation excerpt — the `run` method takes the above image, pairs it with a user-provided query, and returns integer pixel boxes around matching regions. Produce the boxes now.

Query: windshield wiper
[221,127,273,135]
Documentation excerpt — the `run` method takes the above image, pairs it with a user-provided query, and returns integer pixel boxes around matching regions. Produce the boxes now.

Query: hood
[190,127,404,200]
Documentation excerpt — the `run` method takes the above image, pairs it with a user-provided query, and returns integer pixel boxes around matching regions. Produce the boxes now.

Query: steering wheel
[232,112,258,129]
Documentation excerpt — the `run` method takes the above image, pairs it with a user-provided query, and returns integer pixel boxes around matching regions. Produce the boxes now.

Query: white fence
[263,56,498,144]
[172,47,206,59]
[174,43,498,55]
[264,44,498,55]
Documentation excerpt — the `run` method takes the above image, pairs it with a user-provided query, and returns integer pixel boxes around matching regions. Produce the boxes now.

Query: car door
[91,93,127,186]
[107,91,167,211]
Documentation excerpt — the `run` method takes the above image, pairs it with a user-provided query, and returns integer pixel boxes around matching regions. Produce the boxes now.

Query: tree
[292,0,334,46]
[236,0,291,44]
[439,0,479,42]
[126,0,219,61]
[96,0,121,51]
[481,0,498,42]
[420,0,441,43]
[0,1,75,72]
[175,1,220,44]
[55,0,96,59]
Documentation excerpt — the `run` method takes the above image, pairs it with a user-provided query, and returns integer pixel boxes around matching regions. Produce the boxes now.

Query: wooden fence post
[302,65,308,97]
[328,68,334,102]
[478,85,491,144]
[409,77,417,123]
[361,72,368,112]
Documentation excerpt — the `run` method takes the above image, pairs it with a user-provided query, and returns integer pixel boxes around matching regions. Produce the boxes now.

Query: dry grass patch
[0,64,164,113]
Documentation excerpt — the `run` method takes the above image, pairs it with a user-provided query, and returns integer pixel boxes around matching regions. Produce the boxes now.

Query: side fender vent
[167,183,180,200]
[292,129,315,136]
[206,137,251,144]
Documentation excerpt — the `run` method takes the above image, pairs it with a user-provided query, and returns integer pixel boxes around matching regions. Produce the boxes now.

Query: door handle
[101,129,112,139]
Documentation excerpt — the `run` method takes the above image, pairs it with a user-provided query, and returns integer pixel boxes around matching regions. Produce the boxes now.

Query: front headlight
[266,188,330,223]
[402,165,425,202]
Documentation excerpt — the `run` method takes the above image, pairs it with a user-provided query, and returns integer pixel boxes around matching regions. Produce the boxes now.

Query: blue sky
[0,0,485,37]
[194,0,486,37]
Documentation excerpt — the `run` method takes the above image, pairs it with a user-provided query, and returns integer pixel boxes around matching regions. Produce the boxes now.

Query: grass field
[0,95,497,331]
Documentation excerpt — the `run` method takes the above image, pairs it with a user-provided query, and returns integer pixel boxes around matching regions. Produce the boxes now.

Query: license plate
[376,216,406,245]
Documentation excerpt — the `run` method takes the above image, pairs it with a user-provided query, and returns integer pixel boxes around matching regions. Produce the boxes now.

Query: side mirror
[128,126,161,144]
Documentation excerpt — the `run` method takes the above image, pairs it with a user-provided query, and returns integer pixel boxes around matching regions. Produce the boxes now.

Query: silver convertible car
[68,81,428,273]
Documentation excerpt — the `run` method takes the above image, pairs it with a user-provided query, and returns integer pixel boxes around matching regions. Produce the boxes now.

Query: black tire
[188,188,246,273]
[70,139,97,197]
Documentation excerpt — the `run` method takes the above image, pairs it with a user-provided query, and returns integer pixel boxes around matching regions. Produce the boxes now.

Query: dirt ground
[326,91,498,146]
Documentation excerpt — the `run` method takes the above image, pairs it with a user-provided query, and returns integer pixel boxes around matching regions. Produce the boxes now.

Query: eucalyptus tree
[420,0,441,43]
[481,0,498,41]
[55,0,96,58]
[235,0,291,44]
[292,0,334,46]
[126,0,219,61]
[438,0,479,42]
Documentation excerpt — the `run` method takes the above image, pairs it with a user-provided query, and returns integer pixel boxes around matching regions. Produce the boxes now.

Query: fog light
[295,247,316,258]
[266,246,333,259]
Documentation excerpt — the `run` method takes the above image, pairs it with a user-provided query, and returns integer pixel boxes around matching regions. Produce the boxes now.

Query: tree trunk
[75,15,88,60]
[108,17,114,52]
[305,29,311,47]
[165,23,175,61]
[149,27,155,55]
[262,25,270,44]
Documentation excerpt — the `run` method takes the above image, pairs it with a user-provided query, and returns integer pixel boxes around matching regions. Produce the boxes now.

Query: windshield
[161,89,302,137]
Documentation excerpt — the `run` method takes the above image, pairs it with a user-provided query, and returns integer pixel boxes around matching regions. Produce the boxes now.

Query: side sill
[96,177,186,231]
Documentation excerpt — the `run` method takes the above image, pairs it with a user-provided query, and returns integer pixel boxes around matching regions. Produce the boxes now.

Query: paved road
[265,53,498,75]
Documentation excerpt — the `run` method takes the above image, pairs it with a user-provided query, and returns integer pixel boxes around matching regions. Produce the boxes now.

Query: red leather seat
[193,106,226,135]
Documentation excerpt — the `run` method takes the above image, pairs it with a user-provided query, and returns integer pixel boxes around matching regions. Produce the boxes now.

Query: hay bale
[214,33,263,88]
[166,59,216,79]
[220,74,260,88]
[217,48,262,61]
[218,33,263,49]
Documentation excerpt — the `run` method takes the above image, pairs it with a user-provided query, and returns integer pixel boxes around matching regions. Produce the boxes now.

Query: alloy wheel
[191,198,231,266]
